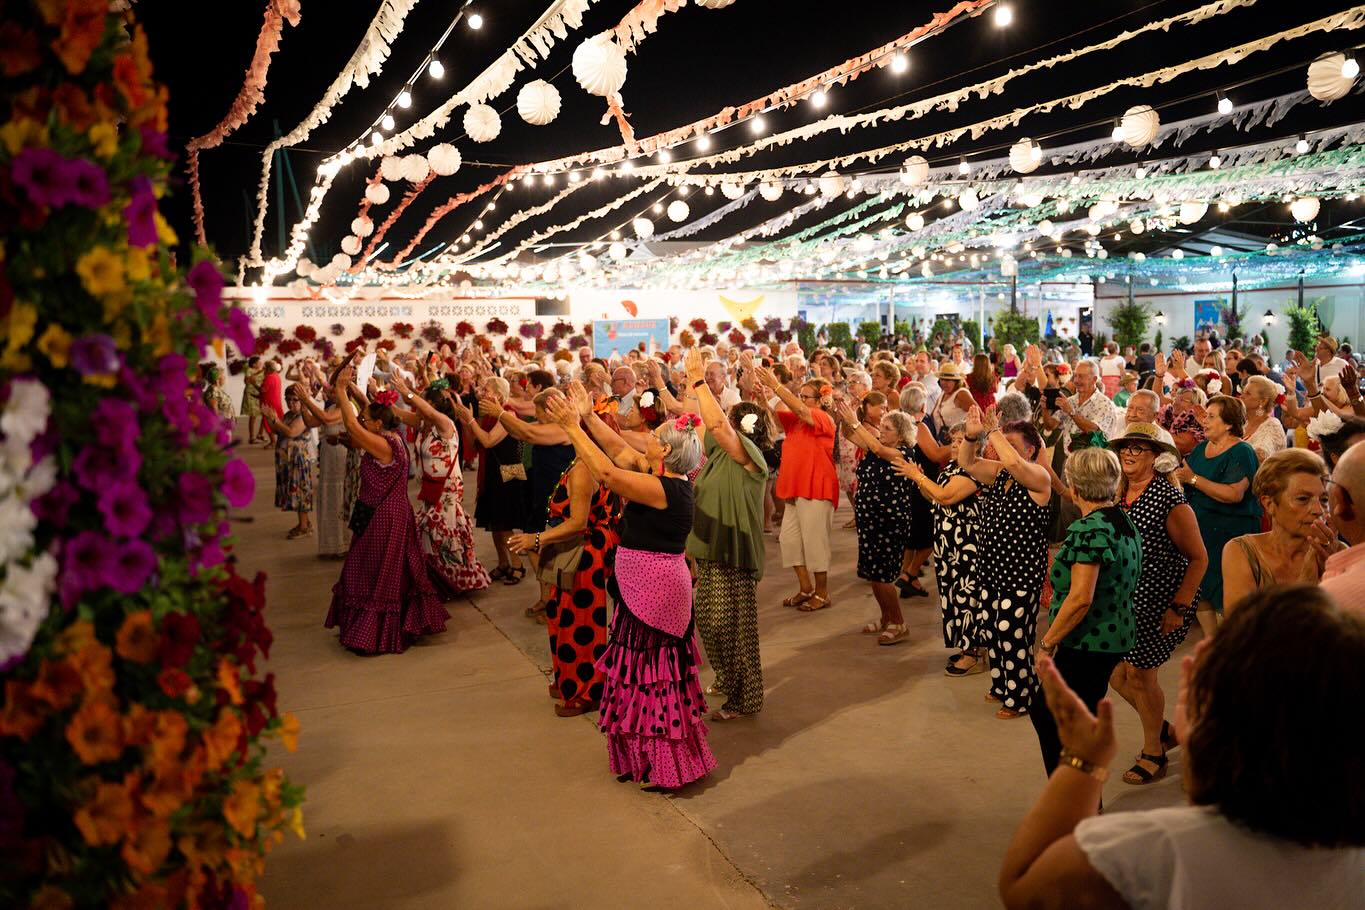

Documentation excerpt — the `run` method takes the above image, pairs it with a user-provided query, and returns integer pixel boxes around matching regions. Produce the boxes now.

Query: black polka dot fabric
[1120,477,1197,669]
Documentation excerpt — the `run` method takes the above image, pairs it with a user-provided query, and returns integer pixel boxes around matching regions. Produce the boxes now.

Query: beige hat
[935,362,966,382]
[1108,423,1179,460]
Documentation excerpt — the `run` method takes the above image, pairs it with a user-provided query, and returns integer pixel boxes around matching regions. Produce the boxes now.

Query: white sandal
[878,624,909,646]
[862,619,886,634]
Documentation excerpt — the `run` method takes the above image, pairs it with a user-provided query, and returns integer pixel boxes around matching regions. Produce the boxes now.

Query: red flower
[485,318,508,335]
[454,321,475,338]
[157,612,200,668]
[360,323,381,340]
[689,318,708,334]
[390,322,414,339]
[502,337,523,353]
[376,339,396,352]
[277,339,302,356]
[293,325,317,343]
[344,337,367,354]
[728,329,745,345]
[157,668,193,699]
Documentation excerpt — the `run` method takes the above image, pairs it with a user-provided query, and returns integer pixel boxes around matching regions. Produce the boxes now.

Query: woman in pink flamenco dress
[544,392,716,790]
[324,369,448,655]
[389,375,490,598]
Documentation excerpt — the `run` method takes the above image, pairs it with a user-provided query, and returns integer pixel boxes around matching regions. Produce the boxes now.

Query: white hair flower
[1206,379,1223,396]
[1307,410,1345,442]
[639,391,655,408]
[740,413,759,434]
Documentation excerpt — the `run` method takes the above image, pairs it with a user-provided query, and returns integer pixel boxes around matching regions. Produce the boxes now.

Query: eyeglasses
[1117,445,1156,456]
[799,393,819,401]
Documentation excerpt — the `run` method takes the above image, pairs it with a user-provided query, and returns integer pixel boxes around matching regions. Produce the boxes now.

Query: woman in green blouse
[684,348,769,720]
[1031,446,1142,777]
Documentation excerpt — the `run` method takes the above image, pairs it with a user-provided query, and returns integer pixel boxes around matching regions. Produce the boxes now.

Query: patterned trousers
[693,561,764,715]
[976,582,1041,714]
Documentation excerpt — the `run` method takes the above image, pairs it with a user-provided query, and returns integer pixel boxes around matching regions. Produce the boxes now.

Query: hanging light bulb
[890,54,908,74]
[696,134,712,151]
[544,173,556,186]
[652,202,664,214]
[1296,135,1310,154]
[569,171,582,184]
[750,115,766,135]
[467,12,484,30]
[1111,119,1124,142]
[1217,94,1233,115]
[1344,56,1361,79]
[811,89,827,108]
[428,58,444,79]
[657,149,672,163]
[381,113,395,131]
[370,131,382,146]
[473,219,484,230]
[397,90,412,109]
[1209,152,1222,169]
[958,159,971,175]
[994,4,1013,27]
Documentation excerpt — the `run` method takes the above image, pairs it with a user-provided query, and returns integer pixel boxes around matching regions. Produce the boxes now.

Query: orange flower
[147,710,188,768]
[29,885,74,910]
[56,619,96,655]
[177,824,227,872]
[48,0,108,75]
[65,697,124,765]
[73,777,135,846]
[52,83,96,130]
[277,712,300,753]
[29,657,83,710]
[122,703,156,746]
[70,639,115,693]
[201,709,242,772]
[223,778,262,838]
[216,658,244,706]
[115,611,158,664]
[141,762,196,818]
[121,812,172,876]
[0,680,45,740]
[0,24,42,78]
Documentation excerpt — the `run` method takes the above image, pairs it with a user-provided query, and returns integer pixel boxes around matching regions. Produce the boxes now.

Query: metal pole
[1010,273,1019,314]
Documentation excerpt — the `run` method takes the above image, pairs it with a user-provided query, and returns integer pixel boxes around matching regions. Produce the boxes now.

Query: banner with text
[591,318,671,359]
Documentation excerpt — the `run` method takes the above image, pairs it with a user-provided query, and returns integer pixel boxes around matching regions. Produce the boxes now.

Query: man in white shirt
[1046,360,1119,451]
[1314,335,1349,387]
[1123,389,1176,447]
[912,350,941,412]
[704,359,742,411]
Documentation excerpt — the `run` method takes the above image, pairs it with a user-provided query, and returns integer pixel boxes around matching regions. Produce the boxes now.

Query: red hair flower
[673,413,702,431]
[371,389,399,407]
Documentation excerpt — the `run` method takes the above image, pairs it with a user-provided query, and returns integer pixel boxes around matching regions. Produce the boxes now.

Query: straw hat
[1108,423,1179,459]
[935,362,966,382]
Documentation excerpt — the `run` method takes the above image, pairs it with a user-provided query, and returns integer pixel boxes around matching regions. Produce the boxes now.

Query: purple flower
[11,148,75,208]
[108,539,158,594]
[148,504,180,542]
[177,472,215,525]
[139,127,174,162]
[69,334,119,376]
[188,260,224,317]
[33,481,81,527]
[92,398,139,449]
[190,539,225,576]
[124,175,157,247]
[221,458,255,508]
[67,159,110,209]
[97,480,151,537]
[72,444,141,491]
[224,307,255,354]
[60,531,113,606]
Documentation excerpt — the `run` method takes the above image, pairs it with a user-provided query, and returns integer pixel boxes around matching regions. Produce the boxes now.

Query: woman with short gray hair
[1028,446,1142,776]
[894,382,952,597]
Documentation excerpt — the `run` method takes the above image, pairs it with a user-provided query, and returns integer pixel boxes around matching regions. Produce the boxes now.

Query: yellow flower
[277,712,300,753]
[154,211,177,246]
[222,778,261,838]
[145,313,173,358]
[110,320,132,350]
[87,121,118,159]
[76,246,126,297]
[102,291,132,324]
[36,323,73,368]
[83,372,118,389]
[3,302,37,370]
[125,247,151,282]
[287,806,306,840]
[0,117,49,156]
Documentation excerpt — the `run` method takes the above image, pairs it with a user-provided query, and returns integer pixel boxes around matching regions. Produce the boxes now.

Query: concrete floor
[241,439,1190,909]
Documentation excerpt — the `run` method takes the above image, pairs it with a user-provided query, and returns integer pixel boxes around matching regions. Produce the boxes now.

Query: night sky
[136,0,1365,273]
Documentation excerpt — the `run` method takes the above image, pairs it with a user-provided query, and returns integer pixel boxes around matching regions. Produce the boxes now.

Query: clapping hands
[541,391,578,428]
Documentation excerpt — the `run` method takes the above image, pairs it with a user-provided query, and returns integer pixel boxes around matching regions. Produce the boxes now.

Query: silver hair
[898,384,927,416]
[848,370,872,388]
[1064,447,1123,503]
[1175,385,1208,407]
[657,423,703,476]
[995,391,1032,425]
[483,375,511,402]
[1130,389,1161,415]
[880,410,918,446]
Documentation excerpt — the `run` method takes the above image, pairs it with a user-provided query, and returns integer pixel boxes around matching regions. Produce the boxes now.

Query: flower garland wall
[1,5,300,908]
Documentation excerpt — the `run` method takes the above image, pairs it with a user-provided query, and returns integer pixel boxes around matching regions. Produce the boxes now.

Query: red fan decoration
[293,324,317,343]
[360,322,382,340]
[391,322,414,339]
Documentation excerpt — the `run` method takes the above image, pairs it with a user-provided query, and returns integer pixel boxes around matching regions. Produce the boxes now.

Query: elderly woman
[960,407,1053,718]
[837,391,886,528]
[1158,383,1207,456]
[453,376,528,582]
[543,392,715,789]
[203,365,235,420]
[1173,396,1262,634]
[1239,375,1287,464]
[259,359,285,444]
[683,349,770,719]
[1000,586,1365,909]
[754,366,840,612]
[833,401,919,645]
[241,355,265,443]
[896,420,982,674]
[896,383,952,596]
[262,385,315,539]
[1031,447,1142,776]
[931,362,976,445]
[1222,449,1335,611]
[1106,425,1208,785]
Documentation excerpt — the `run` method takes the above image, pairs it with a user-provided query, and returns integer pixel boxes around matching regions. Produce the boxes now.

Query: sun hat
[935,362,966,382]
[1108,422,1179,460]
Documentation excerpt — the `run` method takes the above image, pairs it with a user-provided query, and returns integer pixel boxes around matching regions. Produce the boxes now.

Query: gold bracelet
[1057,749,1109,781]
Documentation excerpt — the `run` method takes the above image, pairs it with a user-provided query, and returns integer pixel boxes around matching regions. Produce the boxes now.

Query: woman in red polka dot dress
[324,366,448,655]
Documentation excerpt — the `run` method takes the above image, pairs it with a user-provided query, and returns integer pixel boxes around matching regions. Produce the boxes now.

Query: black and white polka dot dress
[1121,477,1197,670]
[931,462,981,650]
[974,474,1050,713]
[854,446,917,584]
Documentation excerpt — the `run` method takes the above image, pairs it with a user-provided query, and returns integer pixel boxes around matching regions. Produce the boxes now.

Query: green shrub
[962,319,982,350]
[1109,301,1151,350]
[857,320,883,347]
[993,310,1040,353]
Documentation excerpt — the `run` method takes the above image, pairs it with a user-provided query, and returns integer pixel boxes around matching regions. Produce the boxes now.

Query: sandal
[710,708,751,721]
[984,692,1002,703]
[995,707,1026,720]
[704,684,724,697]
[945,654,984,677]
[1122,751,1168,785]
[898,578,929,599]
[1160,719,1180,753]
[862,619,887,634]
[782,590,815,608]
[488,565,510,582]
[524,600,546,619]
[878,624,909,646]
[798,593,832,612]
[504,565,527,586]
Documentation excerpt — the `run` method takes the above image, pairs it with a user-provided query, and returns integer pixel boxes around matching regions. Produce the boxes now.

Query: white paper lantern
[609,241,628,260]
[958,189,979,212]
[906,213,924,231]
[378,156,404,182]
[759,182,783,201]
[401,154,430,183]
[1290,196,1321,222]
[632,217,655,239]
[330,253,351,270]
[340,235,361,256]
[1120,105,1160,148]
[1000,255,1018,277]
[1010,138,1041,174]
[1037,219,1054,236]
[1308,53,1355,102]
[464,103,502,143]
[1018,192,1045,208]
[1129,218,1146,234]
[351,216,374,237]
[666,200,690,223]
[517,79,562,126]
[818,171,845,197]
[573,34,628,97]
[1178,201,1208,224]
[365,183,391,205]
[900,155,929,186]
[721,182,745,200]
[426,143,461,176]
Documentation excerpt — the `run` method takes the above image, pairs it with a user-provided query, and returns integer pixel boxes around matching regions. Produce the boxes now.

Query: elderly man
[577,344,594,368]
[1123,389,1176,446]
[1323,440,1365,609]
[912,350,941,412]
[1045,360,1118,452]
[610,366,636,415]
[786,353,808,382]
[704,359,742,410]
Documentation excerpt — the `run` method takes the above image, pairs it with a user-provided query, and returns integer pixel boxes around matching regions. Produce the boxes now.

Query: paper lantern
[365,183,390,205]
[351,216,374,237]
[958,189,979,212]
[666,200,690,223]
[1290,196,1321,222]
[609,241,628,260]
[721,182,745,200]
[401,154,430,183]
[632,217,655,239]
[900,155,929,186]
[379,156,405,182]
[464,103,502,143]
[1010,138,1041,174]
[1178,201,1208,224]
[1037,219,1054,236]
[1000,255,1018,277]
[573,34,628,97]
[517,79,562,126]
[330,253,351,270]
[427,143,462,176]
[1129,218,1146,234]
[759,182,783,201]
[818,171,845,197]
[1308,53,1355,102]
[1120,105,1160,148]
[340,235,361,256]
[1018,192,1045,208]
[906,213,924,231]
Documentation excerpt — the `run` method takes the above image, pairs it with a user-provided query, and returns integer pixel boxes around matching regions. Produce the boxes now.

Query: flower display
[567,335,588,350]
[276,338,301,357]
[485,317,508,335]
[750,328,770,344]
[0,7,301,908]
[700,331,718,347]
[728,329,746,345]
[390,321,414,339]
[503,336,524,353]
[328,323,344,337]
[717,321,732,333]
[688,318,708,334]
[359,322,381,340]
[678,330,695,348]
[292,324,316,343]
[518,321,544,339]
[551,320,574,339]
[424,321,447,342]
[741,317,759,333]
[255,326,283,347]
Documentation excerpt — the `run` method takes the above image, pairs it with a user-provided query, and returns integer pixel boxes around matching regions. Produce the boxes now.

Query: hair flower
[427,377,450,392]
[1206,379,1223,395]
[639,391,655,408]
[673,413,702,431]
[1307,410,1345,442]
[372,389,399,407]
[740,413,759,435]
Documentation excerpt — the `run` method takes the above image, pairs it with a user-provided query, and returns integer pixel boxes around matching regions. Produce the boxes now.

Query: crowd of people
[223,321,1365,894]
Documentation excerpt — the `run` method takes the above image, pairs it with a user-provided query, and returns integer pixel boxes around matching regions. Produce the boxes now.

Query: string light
[657,149,672,163]
[1209,151,1222,169]
[380,114,395,131]
[890,54,909,74]
[569,171,582,183]
[696,134,712,151]
[958,159,971,175]
[1110,119,1123,142]
[1296,134,1310,154]
[467,12,484,30]
[370,131,382,145]
[397,90,412,108]
[1217,93,1233,115]
[811,89,828,108]
[750,115,766,135]
[994,4,1013,27]
[427,58,444,79]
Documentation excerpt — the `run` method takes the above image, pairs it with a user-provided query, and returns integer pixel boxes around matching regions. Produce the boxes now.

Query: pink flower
[139,127,174,162]
[224,307,255,354]
[177,472,215,525]
[221,458,255,508]
[188,260,224,317]
[72,444,141,491]
[11,148,75,207]
[60,530,113,607]
[124,175,157,247]
[97,480,151,537]
[108,540,158,593]
[69,334,118,376]
[33,481,81,526]
[91,398,138,449]
[66,158,109,209]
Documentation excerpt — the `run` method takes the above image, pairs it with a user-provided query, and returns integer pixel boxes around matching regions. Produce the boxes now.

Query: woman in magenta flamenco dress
[544,391,716,790]
[324,369,448,655]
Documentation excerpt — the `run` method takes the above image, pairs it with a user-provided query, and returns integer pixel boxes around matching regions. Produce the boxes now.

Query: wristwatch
[1058,748,1109,781]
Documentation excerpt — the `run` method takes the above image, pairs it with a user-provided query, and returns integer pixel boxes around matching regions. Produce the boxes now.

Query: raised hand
[832,399,857,426]
[1154,352,1166,375]
[1340,361,1361,402]
[449,397,473,423]
[566,380,592,417]
[964,405,985,439]
[752,365,779,390]
[541,391,577,428]
[684,346,705,382]
[1035,654,1118,767]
